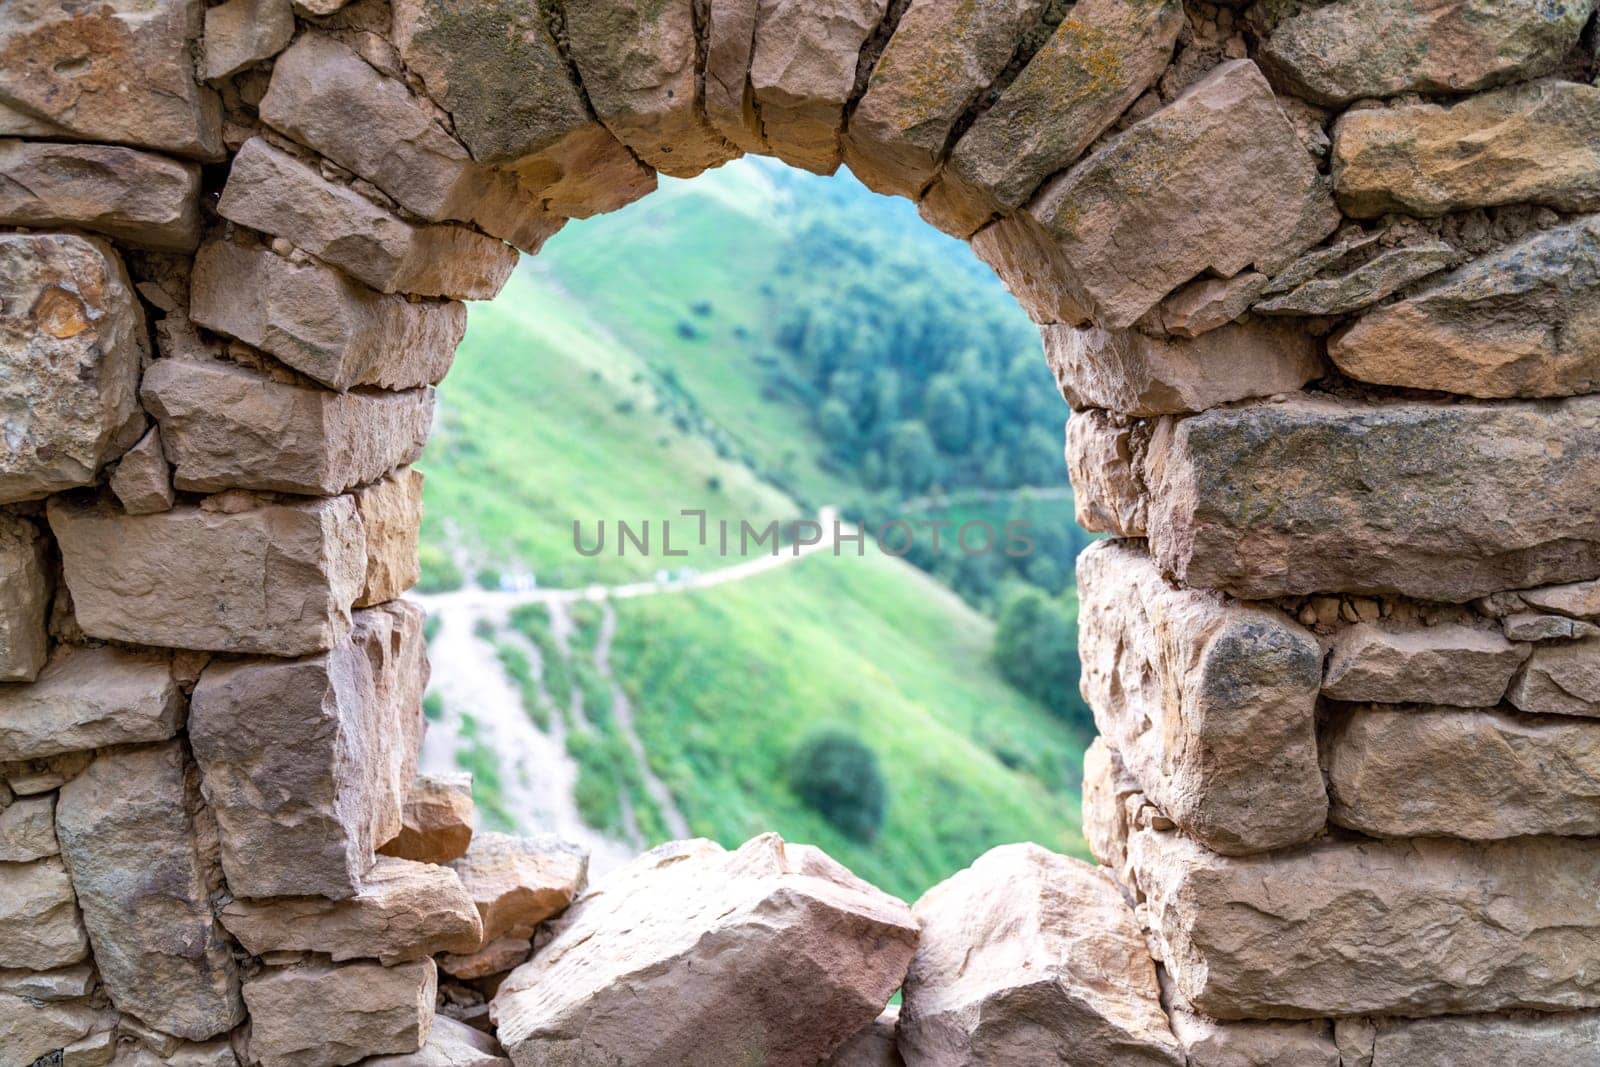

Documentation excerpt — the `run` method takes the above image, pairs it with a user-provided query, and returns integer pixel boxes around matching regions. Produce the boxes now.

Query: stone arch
[3,0,1600,1062]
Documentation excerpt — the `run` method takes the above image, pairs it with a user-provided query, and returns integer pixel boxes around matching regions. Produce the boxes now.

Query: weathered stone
[0,792,57,861]
[355,468,425,608]
[826,1006,900,1067]
[1261,231,1383,296]
[1504,612,1600,642]
[749,0,890,174]
[1326,705,1600,839]
[244,958,437,1067]
[141,357,433,496]
[0,856,87,968]
[190,240,464,393]
[379,771,474,865]
[110,427,175,516]
[1142,395,1600,602]
[0,0,223,159]
[1066,410,1146,537]
[0,233,146,503]
[900,843,1180,1066]
[565,0,734,178]
[221,856,482,965]
[844,0,1046,198]
[259,34,562,253]
[1322,623,1527,706]
[1081,737,1141,881]
[1043,320,1324,417]
[366,1015,512,1067]
[1523,579,1600,619]
[437,936,530,981]
[1166,995,1339,1067]
[1254,242,1456,317]
[1329,216,1600,398]
[0,514,49,682]
[106,1036,238,1067]
[0,993,109,1067]
[190,601,427,899]
[1,752,90,797]
[449,831,586,946]
[493,834,917,1066]
[1347,1010,1600,1066]
[969,212,1093,325]
[55,742,244,1041]
[703,0,766,154]
[217,139,517,300]
[1334,81,1600,219]
[1031,61,1337,328]
[0,962,93,999]
[202,0,294,80]
[0,646,181,763]
[1157,272,1267,337]
[932,0,1184,233]
[49,494,366,657]
[1132,827,1600,1019]
[1259,0,1594,107]
[1508,638,1600,718]
[1078,541,1326,855]
[0,140,200,252]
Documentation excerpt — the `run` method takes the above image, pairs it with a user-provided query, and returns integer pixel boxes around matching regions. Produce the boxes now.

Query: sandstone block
[1078,541,1326,855]
[244,958,437,1067]
[55,742,244,1040]
[1347,1010,1600,1066]
[1253,242,1456,318]
[366,1015,510,1067]
[826,1007,900,1067]
[0,233,146,503]
[379,771,474,865]
[217,139,517,300]
[844,0,1046,198]
[493,834,917,1066]
[933,0,1184,233]
[750,0,889,174]
[1167,1009,1338,1067]
[0,963,92,999]
[449,831,587,946]
[0,792,56,861]
[49,494,366,657]
[1322,623,1527,706]
[1260,0,1593,106]
[1030,61,1337,328]
[0,646,181,763]
[1157,272,1267,338]
[900,843,1181,1066]
[259,34,561,253]
[190,602,426,899]
[355,468,425,607]
[109,427,175,516]
[0,139,200,251]
[190,240,464,393]
[0,514,49,682]
[1508,638,1600,717]
[703,0,766,154]
[1143,395,1600,602]
[1523,579,1600,619]
[1043,320,1323,417]
[0,856,87,968]
[0,0,223,159]
[202,0,294,80]
[1066,410,1146,538]
[221,855,482,965]
[437,936,530,981]
[1329,215,1600,398]
[1504,612,1600,642]
[1132,827,1600,1019]
[0,993,109,1067]
[565,0,734,178]
[141,357,433,496]
[1081,736,1141,879]
[968,212,1093,325]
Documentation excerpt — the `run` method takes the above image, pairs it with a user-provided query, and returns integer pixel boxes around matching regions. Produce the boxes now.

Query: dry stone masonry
[1,0,1598,1063]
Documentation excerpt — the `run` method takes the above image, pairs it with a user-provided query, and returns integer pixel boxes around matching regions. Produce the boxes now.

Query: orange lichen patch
[32,287,90,340]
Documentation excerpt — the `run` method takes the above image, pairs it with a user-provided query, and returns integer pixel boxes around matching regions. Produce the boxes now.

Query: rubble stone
[0,514,49,682]
[1254,243,1456,317]
[0,855,88,968]
[449,831,587,946]
[0,140,201,252]
[379,772,474,865]
[1066,409,1147,537]
[1523,579,1600,619]
[703,0,767,154]
[0,646,181,763]
[202,0,294,80]
[365,1015,511,1067]
[355,468,425,608]
[0,993,109,1067]
[109,427,175,516]
[1321,623,1527,706]
[1507,638,1600,717]
[0,792,57,861]
[244,958,437,1067]
[1348,1010,1600,1066]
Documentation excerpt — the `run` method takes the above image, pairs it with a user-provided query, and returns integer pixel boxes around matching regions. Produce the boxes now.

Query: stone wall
[1,0,1598,1063]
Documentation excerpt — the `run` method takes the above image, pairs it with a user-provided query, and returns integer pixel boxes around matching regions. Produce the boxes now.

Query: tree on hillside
[788,731,888,842]
[993,587,1094,736]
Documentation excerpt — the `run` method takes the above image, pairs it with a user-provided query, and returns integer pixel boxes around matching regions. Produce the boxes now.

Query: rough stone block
[189,602,426,899]
[825,1007,900,1067]
[189,240,464,393]
[703,0,767,155]
[217,138,517,300]
[202,0,293,81]
[1322,623,1528,706]
[355,468,425,607]
[0,139,201,251]
[109,427,175,516]
[220,855,482,965]
[1133,828,1600,1019]
[0,233,146,504]
[449,831,587,946]
[969,211,1093,325]
[0,514,49,682]
[0,646,181,763]
[1253,242,1456,318]
[0,792,56,861]
[1329,215,1600,398]
[1081,736,1140,880]
[1166,1007,1338,1067]
[437,935,531,982]
[1043,320,1324,416]
[1030,61,1337,328]
[1343,1010,1600,1066]
[0,993,110,1067]
[1143,395,1600,602]
[49,494,366,657]
[1522,578,1600,619]
[244,958,437,1067]
[900,842,1182,1066]
[0,0,223,159]
[1065,410,1147,538]
[141,357,433,496]
[55,742,244,1040]
[364,1015,511,1067]
[0,856,87,969]
[1078,541,1326,855]
[493,834,917,1066]
[1507,638,1600,718]
[379,771,474,865]
[1157,272,1268,338]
